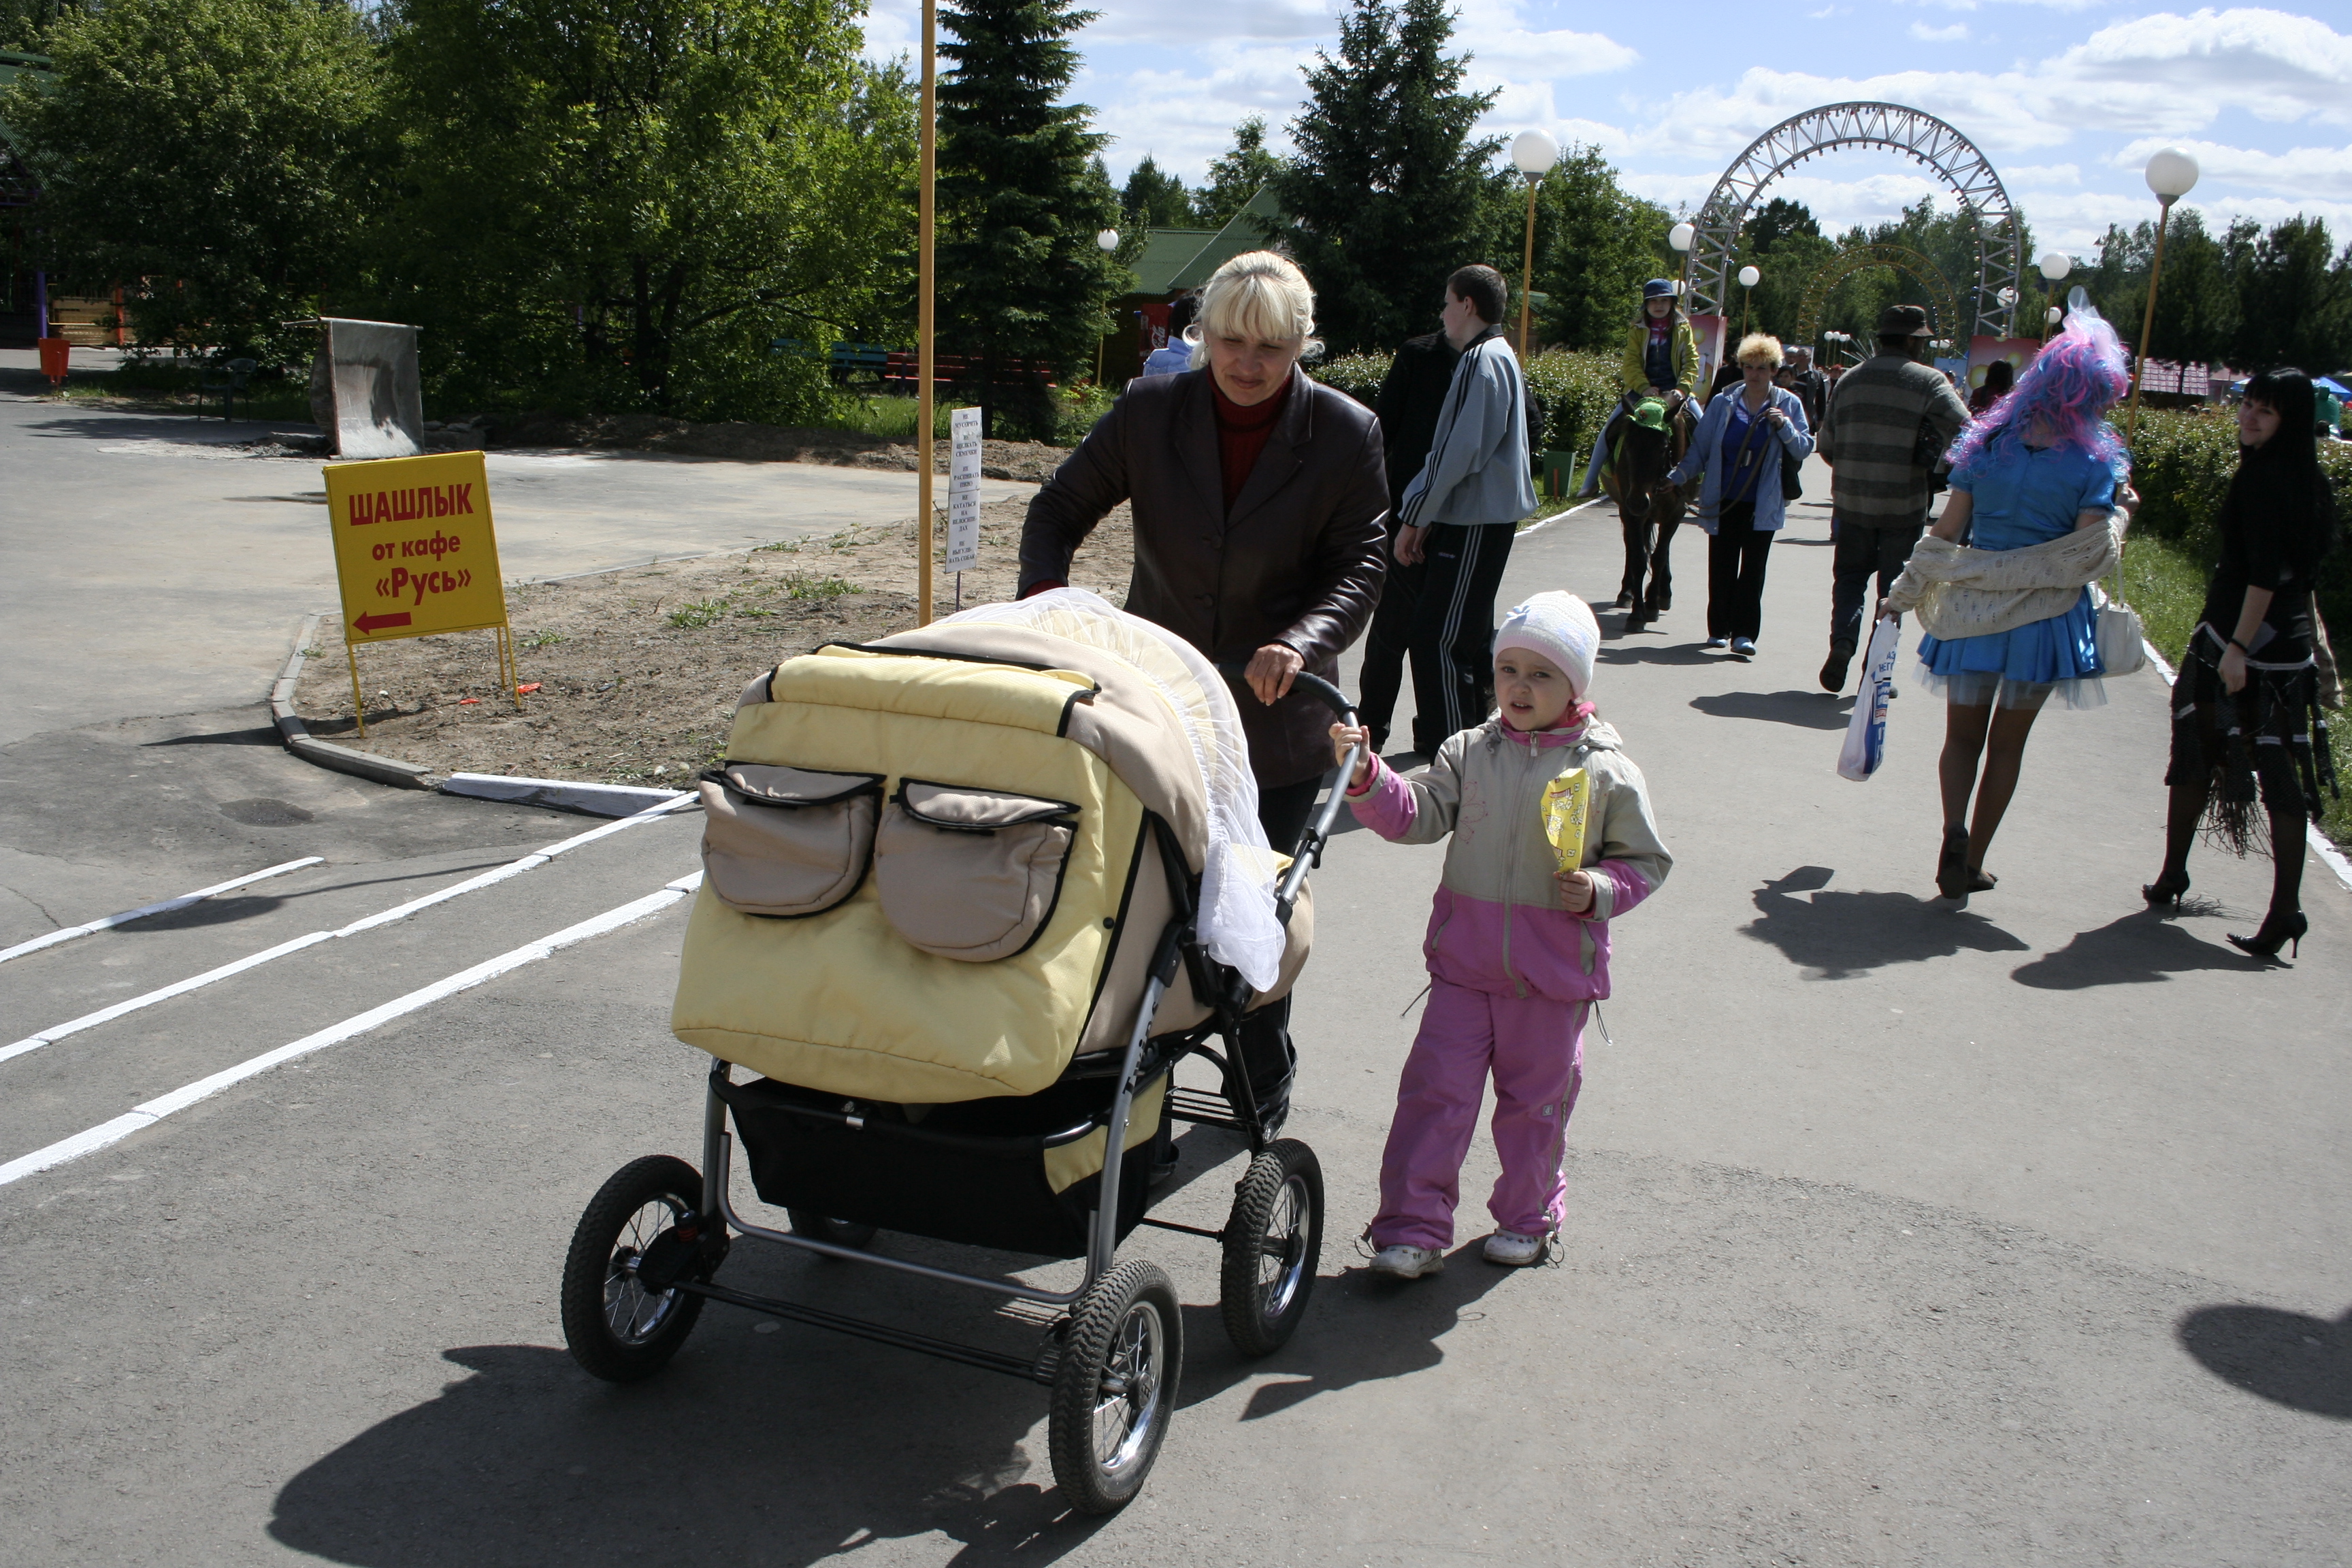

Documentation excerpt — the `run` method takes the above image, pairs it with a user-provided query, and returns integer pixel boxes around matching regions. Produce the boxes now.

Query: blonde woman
[1019,250,1389,1128]
[1665,333,1814,655]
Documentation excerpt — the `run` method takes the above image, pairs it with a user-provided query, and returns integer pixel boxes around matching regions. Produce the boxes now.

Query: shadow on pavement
[2009,911,2259,989]
[271,1337,1107,1567]
[144,723,284,747]
[1178,1247,1514,1422]
[2177,1303,2352,1419]
[1597,642,1720,666]
[1742,865,2030,979]
[1688,689,1852,730]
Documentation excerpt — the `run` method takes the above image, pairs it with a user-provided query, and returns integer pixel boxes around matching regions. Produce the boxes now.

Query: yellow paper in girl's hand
[1541,769,1590,872]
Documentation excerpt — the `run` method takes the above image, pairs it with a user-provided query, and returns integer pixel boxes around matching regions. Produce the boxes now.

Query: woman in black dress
[2143,368,2339,958]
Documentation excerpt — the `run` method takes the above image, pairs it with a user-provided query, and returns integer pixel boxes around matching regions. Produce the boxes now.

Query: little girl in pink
[1330,592,1671,1274]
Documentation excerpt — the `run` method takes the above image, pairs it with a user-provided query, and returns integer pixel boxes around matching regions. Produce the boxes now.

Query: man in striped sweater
[1816,304,1971,691]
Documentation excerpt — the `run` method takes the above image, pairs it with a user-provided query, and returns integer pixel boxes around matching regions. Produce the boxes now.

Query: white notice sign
[945,406,982,572]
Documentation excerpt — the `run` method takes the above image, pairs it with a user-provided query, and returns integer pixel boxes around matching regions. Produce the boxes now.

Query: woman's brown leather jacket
[1019,367,1390,787]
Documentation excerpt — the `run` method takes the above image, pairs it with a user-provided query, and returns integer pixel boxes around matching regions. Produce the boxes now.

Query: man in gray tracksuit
[1391,264,1539,755]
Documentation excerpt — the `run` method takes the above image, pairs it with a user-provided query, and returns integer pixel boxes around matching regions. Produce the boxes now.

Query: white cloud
[2110,136,2352,200]
[2004,163,2084,185]
[1910,21,1971,41]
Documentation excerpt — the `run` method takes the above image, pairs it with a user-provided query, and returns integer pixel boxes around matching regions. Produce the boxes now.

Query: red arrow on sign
[353,611,412,634]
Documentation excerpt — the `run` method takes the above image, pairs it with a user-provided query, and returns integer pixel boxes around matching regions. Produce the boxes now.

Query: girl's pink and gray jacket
[1346,715,1671,1001]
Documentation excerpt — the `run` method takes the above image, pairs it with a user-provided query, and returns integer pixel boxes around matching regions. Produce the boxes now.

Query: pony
[1600,392,1693,631]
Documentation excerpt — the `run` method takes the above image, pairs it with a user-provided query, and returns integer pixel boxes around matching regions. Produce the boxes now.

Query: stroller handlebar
[1213,661,1358,722]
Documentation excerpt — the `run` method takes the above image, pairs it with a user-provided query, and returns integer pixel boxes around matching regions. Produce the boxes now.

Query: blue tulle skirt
[1914,587,2107,710]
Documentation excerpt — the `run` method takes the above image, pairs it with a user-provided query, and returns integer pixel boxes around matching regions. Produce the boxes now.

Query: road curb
[270,613,437,791]
[440,772,689,817]
[269,613,690,817]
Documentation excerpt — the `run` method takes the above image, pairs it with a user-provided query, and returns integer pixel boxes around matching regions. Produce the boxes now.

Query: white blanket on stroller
[941,589,1287,993]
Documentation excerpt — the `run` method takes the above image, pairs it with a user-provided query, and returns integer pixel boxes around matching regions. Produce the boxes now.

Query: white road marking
[0,793,698,1066]
[1518,495,1609,537]
[0,872,703,1189]
[0,858,325,966]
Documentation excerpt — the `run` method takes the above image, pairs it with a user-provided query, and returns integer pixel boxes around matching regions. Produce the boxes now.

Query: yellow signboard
[323,451,508,642]
[321,451,518,734]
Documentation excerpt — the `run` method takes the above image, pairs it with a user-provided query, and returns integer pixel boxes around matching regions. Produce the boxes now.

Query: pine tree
[1120,154,1196,229]
[1194,116,1281,229]
[1275,0,1500,354]
[936,0,1120,436]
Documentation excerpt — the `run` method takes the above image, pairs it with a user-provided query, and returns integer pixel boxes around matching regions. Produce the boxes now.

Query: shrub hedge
[1313,348,1622,463]
[2124,408,2351,659]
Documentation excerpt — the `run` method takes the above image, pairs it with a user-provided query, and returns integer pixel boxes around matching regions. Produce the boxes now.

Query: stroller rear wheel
[1049,1260,1181,1516]
[787,1211,878,1250]
[560,1156,708,1383]
[1220,1139,1324,1356]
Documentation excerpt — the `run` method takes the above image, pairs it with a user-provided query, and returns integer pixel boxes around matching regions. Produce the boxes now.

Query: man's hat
[1631,397,1668,431]
[1642,278,1678,299]
[1876,304,1932,338]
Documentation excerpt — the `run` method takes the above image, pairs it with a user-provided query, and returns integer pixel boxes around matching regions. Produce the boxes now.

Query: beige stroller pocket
[700,764,883,917]
[876,781,1077,961]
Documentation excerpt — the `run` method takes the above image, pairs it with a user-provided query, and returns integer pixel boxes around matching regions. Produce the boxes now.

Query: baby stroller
[558,592,1365,1515]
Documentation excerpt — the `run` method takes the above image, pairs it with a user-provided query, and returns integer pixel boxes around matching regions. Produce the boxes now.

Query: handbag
[1837,615,1905,782]
[1781,448,1803,500]
[2093,560,2146,676]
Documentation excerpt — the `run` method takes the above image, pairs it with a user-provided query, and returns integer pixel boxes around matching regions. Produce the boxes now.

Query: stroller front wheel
[560,1155,708,1383]
[1049,1260,1181,1515]
[1220,1139,1324,1356]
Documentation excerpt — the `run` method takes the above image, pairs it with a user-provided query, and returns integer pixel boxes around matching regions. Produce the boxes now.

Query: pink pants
[1369,979,1587,1252]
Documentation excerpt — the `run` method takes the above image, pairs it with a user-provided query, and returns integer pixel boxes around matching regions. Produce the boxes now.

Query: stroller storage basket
[715,1070,1169,1261]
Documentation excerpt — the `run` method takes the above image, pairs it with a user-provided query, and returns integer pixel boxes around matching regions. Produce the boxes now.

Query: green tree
[1120,153,1195,229]
[1275,0,1501,354]
[0,0,92,50]
[1194,115,1280,229]
[2229,216,2352,374]
[1514,145,1670,353]
[373,0,912,421]
[935,0,1123,436]
[2,0,380,364]
[1745,197,1820,256]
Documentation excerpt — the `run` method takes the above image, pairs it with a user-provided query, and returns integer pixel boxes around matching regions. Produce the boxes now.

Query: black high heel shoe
[2142,870,2191,906]
[2227,910,2307,961]
[1936,827,1970,900]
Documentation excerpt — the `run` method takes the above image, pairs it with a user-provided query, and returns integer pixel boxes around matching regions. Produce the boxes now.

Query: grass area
[663,572,857,627]
[2124,530,2351,853]
[828,393,951,442]
[47,368,315,423]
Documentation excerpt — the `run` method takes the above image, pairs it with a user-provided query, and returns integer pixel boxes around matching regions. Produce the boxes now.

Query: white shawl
[1884,521,2120,640]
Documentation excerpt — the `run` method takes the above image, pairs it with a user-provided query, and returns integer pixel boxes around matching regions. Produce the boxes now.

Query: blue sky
[861,2,2352,257]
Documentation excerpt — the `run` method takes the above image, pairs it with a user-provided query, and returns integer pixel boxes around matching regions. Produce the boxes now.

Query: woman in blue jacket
[1667,333,1815,654]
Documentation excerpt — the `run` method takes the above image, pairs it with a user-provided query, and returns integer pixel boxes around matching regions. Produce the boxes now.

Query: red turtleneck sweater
[1211,373,1291,514]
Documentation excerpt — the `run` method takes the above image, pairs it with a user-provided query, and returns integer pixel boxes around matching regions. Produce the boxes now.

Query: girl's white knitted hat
[1494,591,1599,698]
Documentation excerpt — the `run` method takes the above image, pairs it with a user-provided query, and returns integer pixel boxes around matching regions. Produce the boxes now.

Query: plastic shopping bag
[1541,769,1590,870]
[1836,615,1904,782]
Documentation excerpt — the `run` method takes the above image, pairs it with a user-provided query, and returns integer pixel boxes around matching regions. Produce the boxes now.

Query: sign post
[945,406,981,610]
[321,450,516,736]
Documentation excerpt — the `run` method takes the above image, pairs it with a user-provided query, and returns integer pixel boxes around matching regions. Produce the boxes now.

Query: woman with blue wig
[1880,301,2134,899]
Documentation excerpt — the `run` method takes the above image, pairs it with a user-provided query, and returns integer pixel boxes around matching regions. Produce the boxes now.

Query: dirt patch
[293,500,1134,784]
[487,411,1070,483]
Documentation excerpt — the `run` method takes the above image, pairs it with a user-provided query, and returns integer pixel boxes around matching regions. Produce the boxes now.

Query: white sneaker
[1482,1230,1549,1267]
[1368,1244,1446,1279]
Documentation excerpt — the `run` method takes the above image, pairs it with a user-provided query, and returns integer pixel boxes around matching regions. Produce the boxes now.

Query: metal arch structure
[1795,244,1965,350]
[1682,102,2022,338]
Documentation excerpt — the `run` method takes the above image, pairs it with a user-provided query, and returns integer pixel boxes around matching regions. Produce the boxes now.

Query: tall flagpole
[917,0,937,625]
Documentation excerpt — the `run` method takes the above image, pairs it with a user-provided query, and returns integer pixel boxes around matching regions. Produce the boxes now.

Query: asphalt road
[0,449,2345,1565]
[0,354,1036,749]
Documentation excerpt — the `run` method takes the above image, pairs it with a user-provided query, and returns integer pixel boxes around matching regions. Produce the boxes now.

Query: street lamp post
[2125,148,2199,443]
[917,0,938,624]
[1093,228,1119,384]
[1667,221,1697,389]
[2037,250,2071,342]
[1736,263,1760,342]
[1509,131,1560,359]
